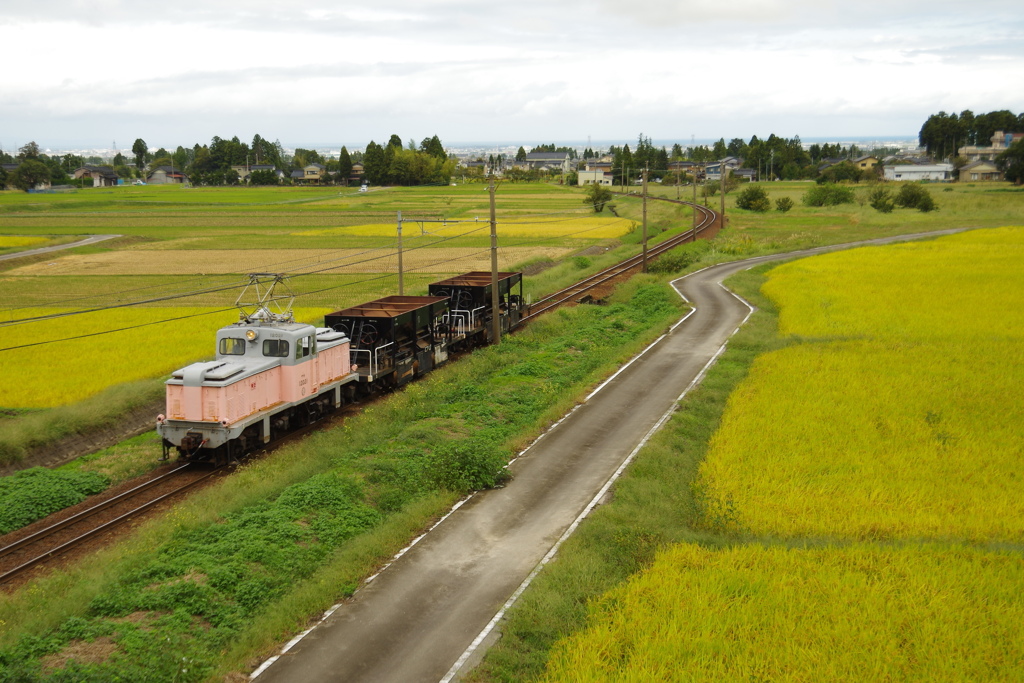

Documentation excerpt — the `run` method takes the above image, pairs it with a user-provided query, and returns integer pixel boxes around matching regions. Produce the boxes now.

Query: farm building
[73,165,120,187]
[883,164,953,182]
[147,166,188,184]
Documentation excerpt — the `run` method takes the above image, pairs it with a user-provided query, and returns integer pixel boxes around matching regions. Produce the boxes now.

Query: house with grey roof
[520,151,572,174]
[73,165,120,187]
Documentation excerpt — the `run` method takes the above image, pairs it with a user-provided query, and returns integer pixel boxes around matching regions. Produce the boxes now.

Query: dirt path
[247,228,970,683]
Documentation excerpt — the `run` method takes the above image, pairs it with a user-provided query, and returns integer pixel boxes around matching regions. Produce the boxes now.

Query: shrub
[648,241,712,274]
[803,183,855,207]
[868,186,895,213]
[775,197,794,213]
[735,185,771,212]
[895,183,931,210]
[917,192,938,212]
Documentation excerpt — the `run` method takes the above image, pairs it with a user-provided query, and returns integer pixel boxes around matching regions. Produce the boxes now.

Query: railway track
[523,197,718,322]
[0,198,718,587]
[0,408,352,587]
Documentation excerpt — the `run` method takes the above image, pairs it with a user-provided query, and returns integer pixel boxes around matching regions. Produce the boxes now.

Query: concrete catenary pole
[693,164,698,235]
[397,211,404,295]
[489,178,501,344]
[720,165,729,229]
[642,167,649,273]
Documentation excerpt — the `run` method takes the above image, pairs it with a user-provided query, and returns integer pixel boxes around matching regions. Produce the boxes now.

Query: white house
[577,170,611,186]
[883,164,953,182]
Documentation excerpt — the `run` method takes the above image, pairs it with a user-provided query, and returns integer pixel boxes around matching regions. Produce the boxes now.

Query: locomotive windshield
[263,339,289,357]
[219,337,246,355]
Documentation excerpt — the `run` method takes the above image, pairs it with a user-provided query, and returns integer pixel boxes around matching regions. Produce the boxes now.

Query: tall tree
[132,138,148,171]
[422,135,446,160]
[996,139,1024,184]
[515,146,527,162]
[17,141,41,160]
[712,138,728,159]
[338,146,353,183]
[363,141,385,185]
[11,159,50,191]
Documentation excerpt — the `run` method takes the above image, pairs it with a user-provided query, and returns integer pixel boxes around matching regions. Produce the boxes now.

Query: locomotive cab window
[262,339,289,357]
[295,335,316,359]
[219,337,246,355]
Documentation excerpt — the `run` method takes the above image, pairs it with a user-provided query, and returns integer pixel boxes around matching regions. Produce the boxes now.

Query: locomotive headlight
[245,329,259,342]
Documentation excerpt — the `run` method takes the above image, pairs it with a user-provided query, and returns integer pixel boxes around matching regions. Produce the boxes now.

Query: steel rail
[523,198,718,322]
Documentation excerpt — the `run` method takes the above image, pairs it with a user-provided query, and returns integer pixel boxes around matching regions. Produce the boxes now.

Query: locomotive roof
[220,320,315,335]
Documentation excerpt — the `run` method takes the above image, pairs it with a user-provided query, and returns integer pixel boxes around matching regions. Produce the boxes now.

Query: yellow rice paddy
[544,543,1024,682]
[0,236,48,249]
[0,307,328,408]
[698,226,1024,542]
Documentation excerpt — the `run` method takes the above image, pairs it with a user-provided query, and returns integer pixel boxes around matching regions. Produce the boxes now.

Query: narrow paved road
[253,228,966,683]
[0,234,121,261]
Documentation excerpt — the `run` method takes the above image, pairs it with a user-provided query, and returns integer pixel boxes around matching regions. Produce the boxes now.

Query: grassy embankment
[0,276,685,682]
[472,225,1024,681]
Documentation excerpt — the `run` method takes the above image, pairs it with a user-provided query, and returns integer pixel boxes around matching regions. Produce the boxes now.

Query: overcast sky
[2,0,1022,152]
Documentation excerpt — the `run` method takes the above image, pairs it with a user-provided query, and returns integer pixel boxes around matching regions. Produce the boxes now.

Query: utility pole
[720,166,728,226]
[397,211,404,295]
[489,177,501,344]
[642,167,649,273]
[692,167,698,234]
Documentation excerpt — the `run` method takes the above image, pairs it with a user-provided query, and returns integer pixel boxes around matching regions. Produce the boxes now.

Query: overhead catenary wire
[0,185,664,349]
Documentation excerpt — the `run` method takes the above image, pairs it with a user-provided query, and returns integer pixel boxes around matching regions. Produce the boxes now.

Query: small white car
[359,184,368,192]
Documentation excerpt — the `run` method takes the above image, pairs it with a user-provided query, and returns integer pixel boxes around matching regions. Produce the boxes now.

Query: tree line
[918,110,1024,160]
[0,133,455,190]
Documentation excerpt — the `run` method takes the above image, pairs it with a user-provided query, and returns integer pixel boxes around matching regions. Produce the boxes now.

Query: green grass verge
[0,380,164,468]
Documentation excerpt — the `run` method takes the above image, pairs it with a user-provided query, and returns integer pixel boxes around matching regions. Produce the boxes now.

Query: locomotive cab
[157,317,355,464]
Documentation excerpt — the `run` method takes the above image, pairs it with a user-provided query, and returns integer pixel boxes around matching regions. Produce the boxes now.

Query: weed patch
[0,468,108,534]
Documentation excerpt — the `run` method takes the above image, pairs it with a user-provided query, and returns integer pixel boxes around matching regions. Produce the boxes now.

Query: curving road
[252,228,967,683]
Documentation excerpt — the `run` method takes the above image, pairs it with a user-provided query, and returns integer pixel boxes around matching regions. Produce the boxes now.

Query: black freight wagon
[325,295,451,388]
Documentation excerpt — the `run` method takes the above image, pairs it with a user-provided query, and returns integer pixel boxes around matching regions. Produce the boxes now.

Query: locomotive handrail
[372,342,395,377]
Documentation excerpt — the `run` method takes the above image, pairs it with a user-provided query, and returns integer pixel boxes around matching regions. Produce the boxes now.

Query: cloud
[1,1,1022,148]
